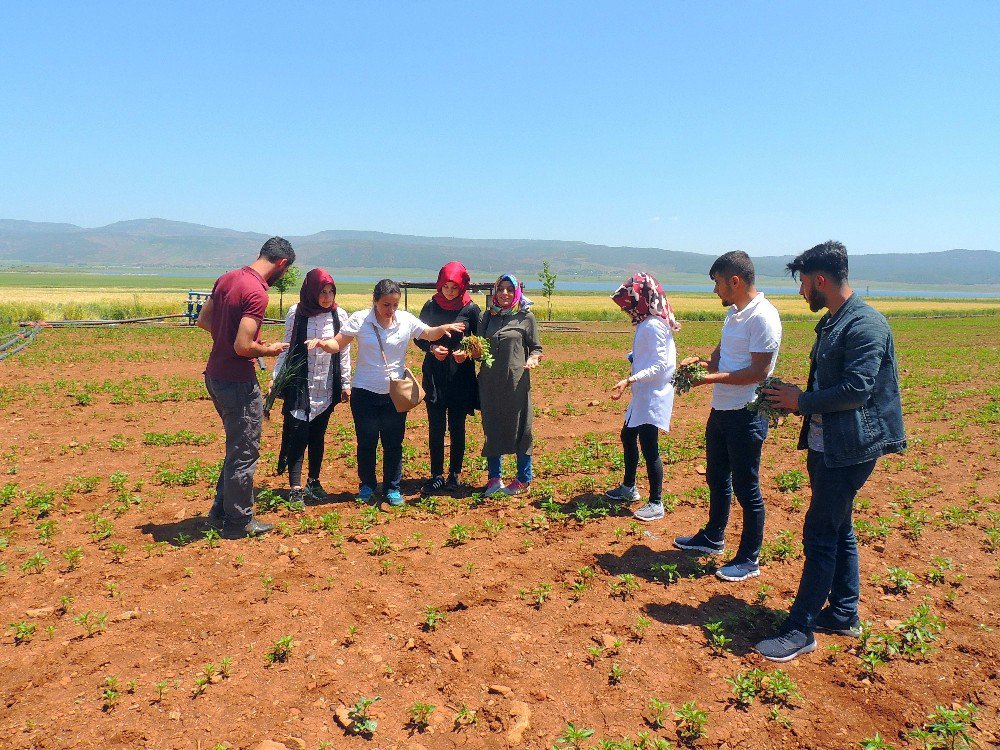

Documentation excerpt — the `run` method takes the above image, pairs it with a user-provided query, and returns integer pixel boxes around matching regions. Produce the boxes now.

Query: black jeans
[284,403,335,487]
[350,387,407,492]
[621,423,662,504]
[703,408,769,563]
[786,450,877,634]
[426,402,468,477]
[205,377,262,524]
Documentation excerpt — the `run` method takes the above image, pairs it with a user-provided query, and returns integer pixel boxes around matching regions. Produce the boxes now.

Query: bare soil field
[1,317,997,750]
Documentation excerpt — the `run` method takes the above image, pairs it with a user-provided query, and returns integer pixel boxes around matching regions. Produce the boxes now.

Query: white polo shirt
[342,308,428,394]
[711,293,782,411]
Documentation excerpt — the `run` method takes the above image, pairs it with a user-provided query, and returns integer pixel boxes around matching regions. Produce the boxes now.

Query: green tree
[271,266,301,317]
[537,260,557,321]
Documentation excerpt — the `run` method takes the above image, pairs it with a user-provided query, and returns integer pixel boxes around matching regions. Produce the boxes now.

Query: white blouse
[341,308,428,394]
[273,305,352,422]
[624,316,677,431]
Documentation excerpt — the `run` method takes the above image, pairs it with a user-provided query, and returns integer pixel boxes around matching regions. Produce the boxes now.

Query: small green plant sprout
[774,469,806,492]
[586,645,606,665]
[445,523,472,546]
[101,676,120,712]
[610,573,640,600]
[650,562,680,585]
[192,671,211,697]
[674,701,709,745]
[926,556,954,585]
[423,605,447,631]
[883,566,917,594]
[347,695,381,736]
[62,547,84,571]
[553,722,596,749]
[608,661,625,685]
[703,620,732,655]
[646,697,672,729]
[36,519,57,545]
[153,681,169,702]
[343,624,360,646]
[407,701,436,732]
[858,733,896,750]
[105,581,121,600]
[369,534,394,556]
[907,702,978,750]
[20,551,49,575]
[108,542,128,563]
[73,610,107,637]
[218,656,232,678]
[56,595,74,616]
[265,635,294,665]
[672,361,708,395]
[454,703,477,729]
[9,621,36,645]
[755,584,773,605]
[757,669,802,707]
[202,528,221,548]
[631,615,652,642]
[726,670,760,709]
[768,706,793,728]
[759,530,800,564]
[529,582,554,608]
[482,518,504,538]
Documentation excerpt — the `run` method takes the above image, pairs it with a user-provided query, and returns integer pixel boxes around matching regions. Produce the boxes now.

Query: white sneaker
[633,502,665,522]
[605,484,640,502]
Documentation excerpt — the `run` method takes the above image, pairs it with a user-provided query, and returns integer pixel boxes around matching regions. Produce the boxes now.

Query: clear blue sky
[2,1,998,254]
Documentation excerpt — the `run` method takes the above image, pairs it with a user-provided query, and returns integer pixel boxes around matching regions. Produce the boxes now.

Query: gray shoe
[814,608,862,638]
[633,502,665,522]
[673,530,725,555]
[755,629,817,662]
[716,559,760,582]
[605,484,640,502]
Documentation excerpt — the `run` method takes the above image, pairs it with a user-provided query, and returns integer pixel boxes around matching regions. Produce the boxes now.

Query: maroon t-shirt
[204,267,269,382]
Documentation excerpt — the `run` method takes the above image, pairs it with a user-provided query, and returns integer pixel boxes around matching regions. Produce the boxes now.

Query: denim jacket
[797,294,906,467]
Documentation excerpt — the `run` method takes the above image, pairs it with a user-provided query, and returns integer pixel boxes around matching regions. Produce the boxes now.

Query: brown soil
[0,322,997,750]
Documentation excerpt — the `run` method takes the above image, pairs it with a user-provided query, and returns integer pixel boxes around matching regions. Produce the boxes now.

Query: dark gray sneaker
[305,478,328,500]
[605,484,640,502]
[222,518,274,539]
[716,559,760,582]
[755,629,817,662]
[673,530,725,555]
[814,608,862,638]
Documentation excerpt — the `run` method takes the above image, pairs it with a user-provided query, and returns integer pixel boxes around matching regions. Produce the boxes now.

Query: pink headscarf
[611,272,680,330]
[433,261,473,311]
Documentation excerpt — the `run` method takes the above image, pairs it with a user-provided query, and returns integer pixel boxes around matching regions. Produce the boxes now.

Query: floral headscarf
[433,261,473,311]
[296,268,337,317]
[611,272,680,330]
[488,274,534,315]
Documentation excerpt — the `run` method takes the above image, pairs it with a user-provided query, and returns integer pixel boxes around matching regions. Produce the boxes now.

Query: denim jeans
[205,377,262,524]
[786,449,877,633]
[487,453,532,483]
[703,408,768,563]
[350,388,407,492]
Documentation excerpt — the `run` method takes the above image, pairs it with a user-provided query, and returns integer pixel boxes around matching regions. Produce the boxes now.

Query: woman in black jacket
[416,262,481,495]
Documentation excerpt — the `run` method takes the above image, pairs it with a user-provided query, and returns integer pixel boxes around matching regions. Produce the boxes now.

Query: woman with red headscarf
[272,268,352,505]
[415,261,481,495]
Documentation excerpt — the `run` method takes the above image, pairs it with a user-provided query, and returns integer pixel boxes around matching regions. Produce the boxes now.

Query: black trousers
[284,403,335,487]
[350,388,407,492]
[621,423,663,503]
[426,402,468,477]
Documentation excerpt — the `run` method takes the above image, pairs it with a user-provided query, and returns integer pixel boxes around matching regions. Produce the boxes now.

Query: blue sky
[2,1,998,254]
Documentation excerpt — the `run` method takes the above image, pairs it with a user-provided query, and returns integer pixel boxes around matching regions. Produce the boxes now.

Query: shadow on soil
[138,516,213,545]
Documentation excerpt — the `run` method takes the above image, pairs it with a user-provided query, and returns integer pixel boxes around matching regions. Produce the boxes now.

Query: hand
[524,354,541,370]
[764,382,803,411]
[305,338,323,350]
[431,344,449,361]
[341,388,351,403]
[452,349,468,363]
[680,356,703,367]
[264,341,290,356]
[443,322,466,334]
[610,378,629,401]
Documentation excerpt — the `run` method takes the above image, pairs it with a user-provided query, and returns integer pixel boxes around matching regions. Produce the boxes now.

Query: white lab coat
[624,316,676,431]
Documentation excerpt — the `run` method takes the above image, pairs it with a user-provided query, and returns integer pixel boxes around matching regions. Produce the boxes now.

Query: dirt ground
[0,319,997,750]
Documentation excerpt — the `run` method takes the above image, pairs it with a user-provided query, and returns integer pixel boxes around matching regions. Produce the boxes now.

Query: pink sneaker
[504,479,530,496]
[483,478,507,497]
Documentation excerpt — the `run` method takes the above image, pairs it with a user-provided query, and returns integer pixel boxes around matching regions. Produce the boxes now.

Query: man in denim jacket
[754,240,906,662]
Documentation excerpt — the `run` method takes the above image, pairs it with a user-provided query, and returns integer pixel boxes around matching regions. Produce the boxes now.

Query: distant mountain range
[1,218,997,289]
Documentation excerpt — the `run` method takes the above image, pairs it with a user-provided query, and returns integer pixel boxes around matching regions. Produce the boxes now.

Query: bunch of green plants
[745,376,793,427]
[671,361,708,395]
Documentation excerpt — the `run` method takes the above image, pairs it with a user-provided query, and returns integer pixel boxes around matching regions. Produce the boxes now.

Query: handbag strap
[370,321,392,372]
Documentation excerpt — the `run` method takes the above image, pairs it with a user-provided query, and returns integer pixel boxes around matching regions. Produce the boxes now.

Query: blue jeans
[786,449,877,633]
[703,408,768,563]
[350,388,407,492]
[487,453,532,483]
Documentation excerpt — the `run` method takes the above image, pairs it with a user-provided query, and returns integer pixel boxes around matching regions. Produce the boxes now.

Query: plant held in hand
[264,353,304,418]
[671,361,708,395]
[746,376,793,427]
[458,335,494,368]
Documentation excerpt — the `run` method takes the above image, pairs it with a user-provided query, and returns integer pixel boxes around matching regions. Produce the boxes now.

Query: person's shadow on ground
[138,516,211,546]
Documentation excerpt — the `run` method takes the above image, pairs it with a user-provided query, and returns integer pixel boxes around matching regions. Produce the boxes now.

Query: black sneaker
[755,629,817,663]
[444,473,462,492]
[222,518,274,539]
[305,478,328,500]
[421,475,446,497]
[288,487,306,506]
[673,529,725,555]
[814,608,862,638]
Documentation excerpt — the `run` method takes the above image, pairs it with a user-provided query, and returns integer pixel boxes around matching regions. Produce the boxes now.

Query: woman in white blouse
[307,279,464,506]
[272,269,352,505]
[607,272,679,522]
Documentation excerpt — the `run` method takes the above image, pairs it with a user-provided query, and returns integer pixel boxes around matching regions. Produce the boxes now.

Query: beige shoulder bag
[371,322,425,412]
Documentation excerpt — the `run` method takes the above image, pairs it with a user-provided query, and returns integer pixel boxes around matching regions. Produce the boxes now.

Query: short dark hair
[709,250,756,285]
[259,236,296,264]
[786,240,849,284]
[373,279,401,300]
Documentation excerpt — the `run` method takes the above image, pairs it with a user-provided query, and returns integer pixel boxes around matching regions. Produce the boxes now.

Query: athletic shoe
[504,479,530,496]
[633,502,665,522]
[483,478,507,497]
[716,559,761,582]
[673,530,725,555]
[221,518,274,540]
[305,478,328,500]
[444,472,462,492]
[605,484,640,502]
[421,475,446,497]
[814,608,863,638]
[288,487,306,507]
[356,484,376,503]
[755,629,817,663]
[385,489,405,507]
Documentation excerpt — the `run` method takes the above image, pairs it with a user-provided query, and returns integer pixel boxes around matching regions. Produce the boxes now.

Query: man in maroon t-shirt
[197,237,295,538]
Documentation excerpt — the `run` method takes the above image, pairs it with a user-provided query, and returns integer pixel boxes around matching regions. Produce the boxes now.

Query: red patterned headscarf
[611,272,680,330]
[433,261,473,311]
[296,268,336,317]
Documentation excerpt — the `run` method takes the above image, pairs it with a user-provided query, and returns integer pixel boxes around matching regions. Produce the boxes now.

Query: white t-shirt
[342,308,428,394]
[711,293,783,411]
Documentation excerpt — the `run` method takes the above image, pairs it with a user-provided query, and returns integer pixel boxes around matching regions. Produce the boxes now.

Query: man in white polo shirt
[673,251,782,582]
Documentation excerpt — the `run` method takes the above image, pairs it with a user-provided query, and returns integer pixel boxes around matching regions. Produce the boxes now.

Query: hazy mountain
[0,218,996,288]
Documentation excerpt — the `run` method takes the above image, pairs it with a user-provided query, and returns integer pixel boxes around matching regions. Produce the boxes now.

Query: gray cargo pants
[205,376,262,524]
